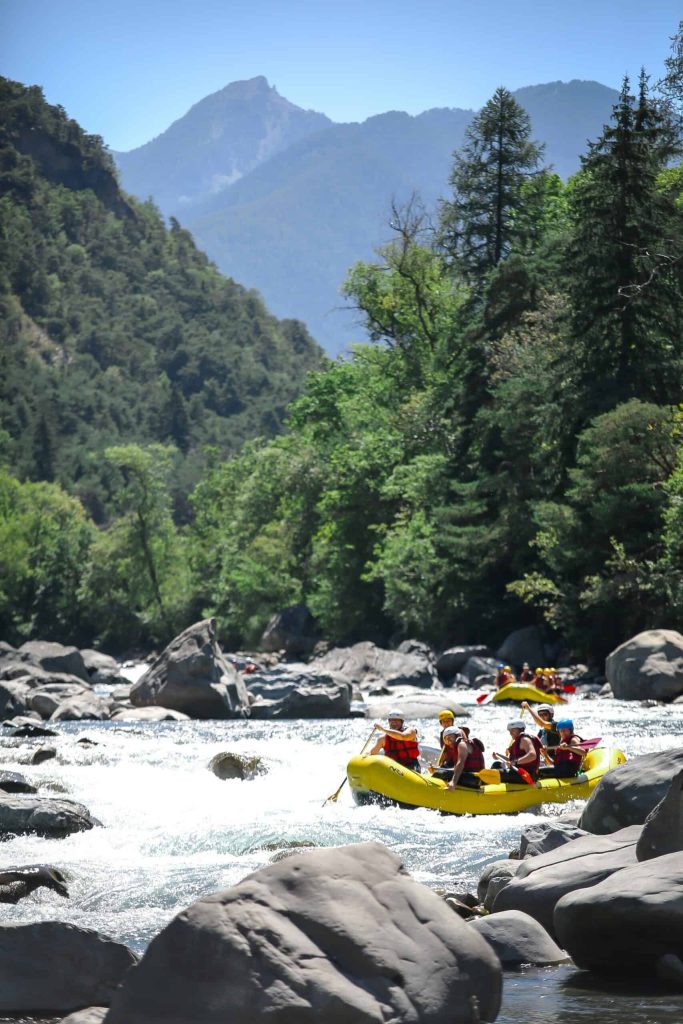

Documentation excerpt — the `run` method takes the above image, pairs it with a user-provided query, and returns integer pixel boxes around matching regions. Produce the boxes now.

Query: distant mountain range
[114,77,619,354]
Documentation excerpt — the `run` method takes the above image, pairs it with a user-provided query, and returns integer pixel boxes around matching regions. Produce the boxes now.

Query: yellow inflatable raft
[347,746,626,815]
[492,683,568,704]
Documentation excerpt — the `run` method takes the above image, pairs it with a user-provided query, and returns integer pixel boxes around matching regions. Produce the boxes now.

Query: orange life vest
[384,731,420,766]
[508,733,542,779]
[442,736,485,772]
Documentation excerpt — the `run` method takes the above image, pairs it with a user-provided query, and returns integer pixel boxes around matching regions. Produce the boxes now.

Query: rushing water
[2,684,683,1022]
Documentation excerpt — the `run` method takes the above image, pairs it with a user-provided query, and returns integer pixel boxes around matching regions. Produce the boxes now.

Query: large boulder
[50,693,114,721]
[315,641,437,689]
[60,1010,107,1024]
[579,747,683,834]
[477,860,522,911]
[462,656,499,686]
[0,921,137,1013]
[249,681,352,719]
[470,910,568,966]
[27,682,93,719]
[495,626,546,672]
[80,649,127,686]
[436,646,491,681]
[492,826,641,938]
[554,851,683,979]
[519,821,589,859]
[260,603,319,656]
[105,842,502,1024]
[130,619,250,719]
[0,678,32,720]
[606,629,683,700]
[17,640,91,683]
[0,796,100,838]
[636,769,683,861]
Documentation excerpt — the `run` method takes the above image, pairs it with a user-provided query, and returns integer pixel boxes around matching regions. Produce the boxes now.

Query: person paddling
[370,710,421,773]
[521,701,560,756]
[538,719,585,778]
[492,719,542,783]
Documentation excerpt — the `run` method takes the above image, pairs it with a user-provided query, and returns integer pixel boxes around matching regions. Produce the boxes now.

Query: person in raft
[492,719,543,783]
[437,709,455,747]
[521,701,561,757]
[537,719,585,778]
[495,664,515,689]
[519,662,533,682]
[370,710,421,773]
[432,726,484,788]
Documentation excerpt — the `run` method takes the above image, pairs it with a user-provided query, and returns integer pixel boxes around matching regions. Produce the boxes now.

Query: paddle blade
[577,737,602,750]
[476,692,493,704]
[476,769,501,784]
[516,766,534,785]
[563,683,576,693]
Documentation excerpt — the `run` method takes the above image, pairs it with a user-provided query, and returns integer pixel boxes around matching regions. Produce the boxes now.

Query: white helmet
[507,719,525,731]
[442,726,460,739]
[387,709,404,720]
[537,704,553,715]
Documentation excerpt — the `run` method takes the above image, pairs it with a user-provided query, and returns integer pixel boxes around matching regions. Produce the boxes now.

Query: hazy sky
[1,0,681,152]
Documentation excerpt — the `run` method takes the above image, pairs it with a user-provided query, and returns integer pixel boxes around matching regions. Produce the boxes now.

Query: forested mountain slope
[0,78,325,520]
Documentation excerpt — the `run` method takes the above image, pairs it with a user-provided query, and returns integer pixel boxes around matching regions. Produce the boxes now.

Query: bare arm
[446,743,469,789]
[513,736,537,766]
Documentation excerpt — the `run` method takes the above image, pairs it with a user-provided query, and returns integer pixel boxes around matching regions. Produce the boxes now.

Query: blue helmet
[557,719,573,731]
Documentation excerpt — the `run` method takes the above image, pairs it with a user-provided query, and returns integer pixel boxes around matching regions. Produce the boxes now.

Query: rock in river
[579,746,683,834]
[0,796,100,838]
[606,629,683,701]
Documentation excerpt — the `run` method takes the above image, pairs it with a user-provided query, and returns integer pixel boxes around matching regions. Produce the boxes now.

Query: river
[1,683,683,1022]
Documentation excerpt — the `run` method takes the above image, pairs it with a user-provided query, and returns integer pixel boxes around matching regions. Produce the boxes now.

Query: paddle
[476,691,494,704]
[490,751,535,785]
[577,737,602,750]
[323,727,377,806]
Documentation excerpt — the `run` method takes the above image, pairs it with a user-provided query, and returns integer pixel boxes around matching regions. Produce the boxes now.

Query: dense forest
[1,25,683,661]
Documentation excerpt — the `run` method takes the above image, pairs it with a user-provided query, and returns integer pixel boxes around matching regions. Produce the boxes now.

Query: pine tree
[567,74,682,412]
[439,87,544,283]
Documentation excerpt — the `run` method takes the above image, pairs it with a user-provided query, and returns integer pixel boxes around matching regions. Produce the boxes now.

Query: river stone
[470,910,569,966]
[554,851,683,978]
[0,865,69,903]
[59,1010,107,1024]
[462,656,499,686]
[130,618,249,719]
[249,680,351,719]
[314,641,437,689]
[80,649,126,685]
[492,826,641,938]
[260,603,319,656]
[0,770,36,795]
[110,706,190,722]
[50,692,113,721]
[2,715,57,737]
[436,646,491,681]
[477,860,521,910]
[18,640,91,683]
[31,746,58,764]
[105,841,502,1024]
[0,796,100,838]
[209,752,264,780]
[496,626,546,673]
[579,746,683,834]
[0,921,137,1013]
[0,679,32,719]
[519,821,589,858]
[636,768,683,861]
[27,682,92,718]
[606,629,683,700]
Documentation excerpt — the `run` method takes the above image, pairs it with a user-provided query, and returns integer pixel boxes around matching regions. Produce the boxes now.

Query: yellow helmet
[535,667,542,674]
[543,668,551,675]
[504,666,511,672]
[438,709,455,722]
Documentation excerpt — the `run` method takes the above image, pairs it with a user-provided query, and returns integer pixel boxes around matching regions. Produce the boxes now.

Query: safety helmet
[557,719,574,731]
[387,709,404,720]
[438,709,455,722]
[543,668,551,675]
[523,662,530,668]
[507,719,525,731]
[442,726,460,739]
[497,662,504,669]
[537,704,553,715]
[504,665,511,672]
[535,667,542,674]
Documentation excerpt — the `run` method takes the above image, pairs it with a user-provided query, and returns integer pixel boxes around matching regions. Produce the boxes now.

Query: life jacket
[508,732,542,779]
[538,725,561,749]
[520,669,533,682]
[442,736,485,772]
[554,734,584,770]
[384,730,420,766]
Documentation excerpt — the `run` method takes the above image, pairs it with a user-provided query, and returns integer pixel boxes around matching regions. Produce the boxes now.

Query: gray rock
[554,851,683,978]
[579,746,683,834]
[315,641,437,689]
[0,770,36,795]
[31,746,58,764]
[50,692,113,721]
[25,680,93,718]
[477,859,521,910]
[606,629,683,700]
[636,768,683,861]
[470,909,569,966]
[59,1010,108,1024]
[209,752,264,780]
[105,841,502,1024]
[0,678,32,719]
[0,796,100,838]
[496,626,547,672]
[0,921,137,1013]
[130,618,250,719]
[436,646,491,680]
[519,821,589,858]
[260,602,320,656]
[0,865,69,903]
[80,649,127,685]
[397,639,435,660]
[110,706,190,722]
[18,640,91,682]
[493,826,641,938]
[462,655,499,686]
[3,717,57,737]
[250,679,352,718]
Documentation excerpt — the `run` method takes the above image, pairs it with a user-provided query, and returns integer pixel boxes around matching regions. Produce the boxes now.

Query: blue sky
[1,0,681,152]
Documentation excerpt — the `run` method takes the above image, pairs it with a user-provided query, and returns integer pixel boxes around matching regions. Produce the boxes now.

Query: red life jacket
[384,731,420,766]
[554,734,584,770]
[442,737,485,772]
[508,733,542,779]
[520,669,533,682]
